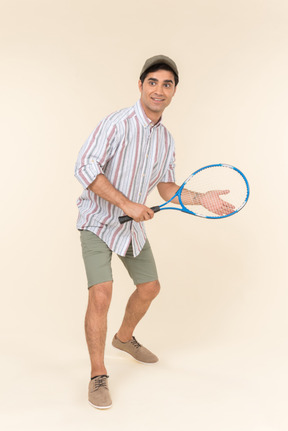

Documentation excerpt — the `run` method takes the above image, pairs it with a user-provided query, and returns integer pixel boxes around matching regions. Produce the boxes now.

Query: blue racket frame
[119,163,250,223]
[157,163,250,219]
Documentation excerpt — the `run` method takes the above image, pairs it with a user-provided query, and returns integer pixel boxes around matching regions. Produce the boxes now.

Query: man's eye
[149,81,156,85]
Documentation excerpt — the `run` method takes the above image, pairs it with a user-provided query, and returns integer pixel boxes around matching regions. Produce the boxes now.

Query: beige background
[1,0,287,430]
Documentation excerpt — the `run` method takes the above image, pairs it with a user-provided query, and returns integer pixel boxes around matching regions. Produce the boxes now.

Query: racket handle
[151,205,161,213]
[119,206,161,224]
[119,215,133,224]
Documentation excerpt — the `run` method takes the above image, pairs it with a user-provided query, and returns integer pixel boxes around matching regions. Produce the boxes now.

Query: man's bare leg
[116,280,160,342]
[85,281,113,377]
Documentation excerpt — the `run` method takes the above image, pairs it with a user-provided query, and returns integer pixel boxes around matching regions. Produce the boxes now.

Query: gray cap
[140,55,179,79]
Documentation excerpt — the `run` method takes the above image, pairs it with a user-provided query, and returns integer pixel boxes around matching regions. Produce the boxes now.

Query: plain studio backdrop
[1,1,287,430]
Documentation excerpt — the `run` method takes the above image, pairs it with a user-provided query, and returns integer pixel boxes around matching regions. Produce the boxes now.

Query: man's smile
[151,97,165,102]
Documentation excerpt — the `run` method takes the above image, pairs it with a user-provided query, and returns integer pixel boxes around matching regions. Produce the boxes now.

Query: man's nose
[154,85,163,95]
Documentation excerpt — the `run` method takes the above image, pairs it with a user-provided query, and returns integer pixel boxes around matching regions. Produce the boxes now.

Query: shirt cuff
[74,161,104,189]
[159,169,175,183]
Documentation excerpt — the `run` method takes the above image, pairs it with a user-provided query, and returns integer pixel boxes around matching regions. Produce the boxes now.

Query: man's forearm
[88,174,155,222]
[88,174,129,210]
[157,181,204,206]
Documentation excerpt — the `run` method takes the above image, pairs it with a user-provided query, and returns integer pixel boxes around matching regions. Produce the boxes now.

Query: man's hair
[140,63,179,86]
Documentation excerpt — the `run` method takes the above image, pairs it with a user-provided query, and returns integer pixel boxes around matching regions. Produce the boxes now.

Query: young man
[75,55,233,409]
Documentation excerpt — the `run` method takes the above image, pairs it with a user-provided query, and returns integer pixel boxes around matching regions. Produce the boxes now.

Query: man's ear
[138,79,143,92]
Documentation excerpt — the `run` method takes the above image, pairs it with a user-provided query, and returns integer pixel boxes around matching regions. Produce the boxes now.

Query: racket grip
[151,206,161,213]
[119,215,133,224]
[118,206,161,224]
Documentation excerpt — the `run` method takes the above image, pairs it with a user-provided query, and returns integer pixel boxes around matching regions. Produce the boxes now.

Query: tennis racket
[119,163,250,223]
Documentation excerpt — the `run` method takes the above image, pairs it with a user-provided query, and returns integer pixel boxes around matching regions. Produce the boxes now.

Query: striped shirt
[74,99,175,257]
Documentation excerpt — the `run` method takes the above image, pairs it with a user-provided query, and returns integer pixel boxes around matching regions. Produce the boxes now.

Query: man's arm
[157,182,235,216]
[157,182,203,205]
[89,174,155,223]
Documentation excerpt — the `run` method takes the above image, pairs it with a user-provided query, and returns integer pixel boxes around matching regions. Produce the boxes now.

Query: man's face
[138,69,177,121]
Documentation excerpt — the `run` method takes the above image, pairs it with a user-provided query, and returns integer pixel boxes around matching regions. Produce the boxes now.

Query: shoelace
[93,376,109,391]
[131,336,142,349]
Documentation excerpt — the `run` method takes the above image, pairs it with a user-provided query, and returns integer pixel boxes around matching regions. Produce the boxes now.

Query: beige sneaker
[88,375,112,409]
[112,334,159,364]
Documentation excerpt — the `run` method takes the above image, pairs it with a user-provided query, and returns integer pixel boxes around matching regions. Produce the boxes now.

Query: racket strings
[181,189,199,205]
[180,166,248,217]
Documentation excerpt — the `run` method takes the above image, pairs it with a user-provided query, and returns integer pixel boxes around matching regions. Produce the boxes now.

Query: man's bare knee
[136,280,160,302]
[88,282,113,314]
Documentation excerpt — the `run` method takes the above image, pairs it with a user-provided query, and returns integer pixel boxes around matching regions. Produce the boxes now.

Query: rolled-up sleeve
[74,119,117,189]
[159,146,176,183]
[160,161,175,183]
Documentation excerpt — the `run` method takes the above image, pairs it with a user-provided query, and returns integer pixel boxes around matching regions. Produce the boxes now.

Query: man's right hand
[121,201,155,223]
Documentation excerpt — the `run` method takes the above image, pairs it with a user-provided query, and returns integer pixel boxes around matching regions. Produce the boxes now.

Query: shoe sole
[112,345,158,365]
[89,401,112,410]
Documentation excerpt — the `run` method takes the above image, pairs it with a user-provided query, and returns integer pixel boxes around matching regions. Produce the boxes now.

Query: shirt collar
[134,99,162,129]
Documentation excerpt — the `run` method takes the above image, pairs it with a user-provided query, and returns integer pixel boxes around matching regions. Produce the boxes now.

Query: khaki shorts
[80,230,158,288]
